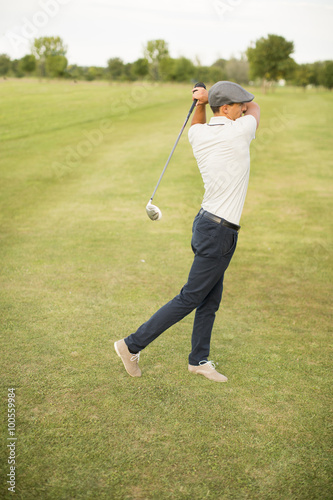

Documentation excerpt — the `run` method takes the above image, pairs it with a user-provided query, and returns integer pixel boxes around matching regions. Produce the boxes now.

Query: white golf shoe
[188,360,228,382]
[114,339,141,377]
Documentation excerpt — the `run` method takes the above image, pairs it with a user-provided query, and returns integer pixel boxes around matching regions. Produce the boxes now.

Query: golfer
[115,81,260,382]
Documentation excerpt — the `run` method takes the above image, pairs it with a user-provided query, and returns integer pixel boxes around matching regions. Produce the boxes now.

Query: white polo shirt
[188,115,256,225]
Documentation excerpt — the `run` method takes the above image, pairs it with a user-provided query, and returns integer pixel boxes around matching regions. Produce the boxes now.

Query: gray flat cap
[209,81,254,107]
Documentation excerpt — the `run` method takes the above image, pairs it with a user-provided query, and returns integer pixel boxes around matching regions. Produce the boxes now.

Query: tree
[107,57,125,80]
[173,57,195,82]
[246,34,294,84]
[144,39,169,64]
[225,57,249,84]
[293,64,312,89]
[319,61,333,90]
[195,65,225,84]
[211,58,228,80]
[194,65,212,84]
[65,64,86,81]
[158,57,175,81]
[85,66,106,81]
[31,36,67,77]
[0,54,11,76]
[308,61,325,87]
[11,59,25,77]
[143,39,169,80]
[293,60,333,89]
[122,63,136,81]
[131,58,149,79]
[45,55,67,78]
[31,36,67,58]
[19,54,36,75]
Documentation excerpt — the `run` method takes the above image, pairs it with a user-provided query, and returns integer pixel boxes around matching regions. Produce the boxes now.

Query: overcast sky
[1,0,332,67]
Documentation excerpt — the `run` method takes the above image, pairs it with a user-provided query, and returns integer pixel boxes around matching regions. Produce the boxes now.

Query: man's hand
[192,86,209,106]
[191,86,208,126]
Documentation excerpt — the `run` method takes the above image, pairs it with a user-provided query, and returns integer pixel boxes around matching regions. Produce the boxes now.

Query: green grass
[1,79,332,499]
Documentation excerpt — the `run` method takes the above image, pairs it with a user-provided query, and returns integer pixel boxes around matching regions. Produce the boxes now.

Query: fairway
[1,79,332,499]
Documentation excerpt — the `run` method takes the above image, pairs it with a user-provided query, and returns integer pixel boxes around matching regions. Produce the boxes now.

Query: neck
[214,112,230,119]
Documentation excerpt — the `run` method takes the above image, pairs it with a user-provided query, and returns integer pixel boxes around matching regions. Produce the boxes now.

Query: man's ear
[221,104,229,114]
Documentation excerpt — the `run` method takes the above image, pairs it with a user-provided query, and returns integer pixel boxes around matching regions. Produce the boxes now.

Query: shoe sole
[114,341,141,378]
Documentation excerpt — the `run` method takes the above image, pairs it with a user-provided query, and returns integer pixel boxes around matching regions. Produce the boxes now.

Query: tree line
[1,35,332,89]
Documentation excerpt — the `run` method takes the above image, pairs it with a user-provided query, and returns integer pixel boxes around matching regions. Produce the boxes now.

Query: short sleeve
[236,115,257,141]
[188,123,205,146]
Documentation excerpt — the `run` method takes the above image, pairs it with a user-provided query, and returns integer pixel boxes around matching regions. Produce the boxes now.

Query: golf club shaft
[149,82,206,202]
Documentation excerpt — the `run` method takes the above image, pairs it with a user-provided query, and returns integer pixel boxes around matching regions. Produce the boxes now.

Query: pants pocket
[191,218,219,258]
[220,229,238,257]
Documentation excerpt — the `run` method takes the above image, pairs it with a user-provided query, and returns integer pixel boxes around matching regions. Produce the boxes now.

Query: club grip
[193,82,206,104]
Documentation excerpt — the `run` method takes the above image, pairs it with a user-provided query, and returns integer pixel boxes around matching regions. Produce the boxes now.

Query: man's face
[227,102,247,120]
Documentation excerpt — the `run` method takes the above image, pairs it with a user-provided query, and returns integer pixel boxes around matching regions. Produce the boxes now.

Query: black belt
[199,209,241,232]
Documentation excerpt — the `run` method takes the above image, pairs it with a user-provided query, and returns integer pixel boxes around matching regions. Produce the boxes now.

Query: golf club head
[146,201,162,221]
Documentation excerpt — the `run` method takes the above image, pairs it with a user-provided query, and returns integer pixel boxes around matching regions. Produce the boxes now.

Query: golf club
[146,82,207,221]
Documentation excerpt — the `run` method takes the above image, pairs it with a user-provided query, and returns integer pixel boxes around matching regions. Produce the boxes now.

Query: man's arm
[243,101,260,129]
[190,87,209,126]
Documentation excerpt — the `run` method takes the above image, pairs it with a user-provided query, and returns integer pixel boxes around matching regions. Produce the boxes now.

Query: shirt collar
[208,116,230,126]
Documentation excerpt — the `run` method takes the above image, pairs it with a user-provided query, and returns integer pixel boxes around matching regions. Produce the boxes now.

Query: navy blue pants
[125,210,238,365]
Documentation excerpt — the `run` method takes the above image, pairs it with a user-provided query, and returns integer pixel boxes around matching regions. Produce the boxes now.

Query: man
[114,81,260,382]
